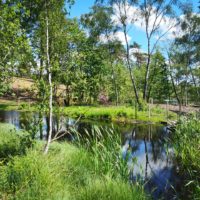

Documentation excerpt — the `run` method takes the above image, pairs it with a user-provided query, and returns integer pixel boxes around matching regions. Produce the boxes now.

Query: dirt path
[157,104,199,114]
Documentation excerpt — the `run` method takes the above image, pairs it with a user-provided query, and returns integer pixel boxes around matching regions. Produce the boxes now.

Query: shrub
[0,123,29,162]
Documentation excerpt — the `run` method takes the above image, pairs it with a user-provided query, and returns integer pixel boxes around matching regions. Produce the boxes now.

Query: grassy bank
[0,99,20,111]
[172,116,200,199]
[62,105,176,123]
[0,123,148,200]
[0,98,176,123]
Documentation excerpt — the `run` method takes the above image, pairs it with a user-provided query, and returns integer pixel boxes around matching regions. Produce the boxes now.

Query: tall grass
[0,123,148,200]
[73,125,129,179]
[172,116,200,199]
[75,177,146,200]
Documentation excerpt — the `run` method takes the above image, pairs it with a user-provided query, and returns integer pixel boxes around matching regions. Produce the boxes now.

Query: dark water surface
[0,110,184,199]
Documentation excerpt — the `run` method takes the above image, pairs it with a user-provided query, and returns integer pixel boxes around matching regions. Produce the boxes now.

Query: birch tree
[96,0,141,105]
[140,0,178,101]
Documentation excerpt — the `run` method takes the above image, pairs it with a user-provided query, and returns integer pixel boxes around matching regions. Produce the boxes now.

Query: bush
[18,103,29,110]
[0,123,29,162]
[117,111,127,118]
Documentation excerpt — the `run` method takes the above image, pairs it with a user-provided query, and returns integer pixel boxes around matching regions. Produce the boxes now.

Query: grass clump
[0,142,92,200]
[0,123,148,200]
[172,116,200,199]
[0,150,69,200]
[76,177,146,200]
[74,125,128,179]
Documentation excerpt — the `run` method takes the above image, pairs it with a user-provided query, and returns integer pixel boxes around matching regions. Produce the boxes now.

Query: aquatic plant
[73,125,129,179]
[172,116,200,199]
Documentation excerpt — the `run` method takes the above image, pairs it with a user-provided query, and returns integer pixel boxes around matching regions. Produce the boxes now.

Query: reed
[172,116,200,199]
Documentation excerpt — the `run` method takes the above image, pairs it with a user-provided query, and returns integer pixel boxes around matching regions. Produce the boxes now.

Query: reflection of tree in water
[19,112,40,139]
[122,124,177,199]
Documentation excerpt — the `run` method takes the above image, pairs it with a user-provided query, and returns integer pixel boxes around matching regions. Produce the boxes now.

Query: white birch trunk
[44,0,53,154]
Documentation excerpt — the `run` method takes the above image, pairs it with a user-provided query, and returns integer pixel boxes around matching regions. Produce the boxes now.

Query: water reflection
[122,125,182,199]
[0,110,182,199]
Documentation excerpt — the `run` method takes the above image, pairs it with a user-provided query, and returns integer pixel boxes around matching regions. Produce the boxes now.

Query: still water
[0,110,184,199]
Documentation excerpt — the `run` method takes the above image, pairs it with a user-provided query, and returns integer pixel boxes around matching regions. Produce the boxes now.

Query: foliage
[172,116,200,199]
[0,1,31,96]
[0,123,30,162]
[148,51,171,102]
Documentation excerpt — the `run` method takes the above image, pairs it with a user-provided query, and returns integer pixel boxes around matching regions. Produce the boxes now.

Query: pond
[0,110,185,199]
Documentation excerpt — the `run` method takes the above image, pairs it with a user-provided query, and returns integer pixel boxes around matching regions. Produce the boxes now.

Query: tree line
[0,0,199,106]
[0,0,199,152]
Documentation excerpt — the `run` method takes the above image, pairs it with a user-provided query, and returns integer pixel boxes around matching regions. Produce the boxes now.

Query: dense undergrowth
[0,123,147,200]
[172,116,200,199]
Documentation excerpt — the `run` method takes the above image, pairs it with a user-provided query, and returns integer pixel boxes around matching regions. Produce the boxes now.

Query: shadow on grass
[0,103,16,111]
[0,104,9,110]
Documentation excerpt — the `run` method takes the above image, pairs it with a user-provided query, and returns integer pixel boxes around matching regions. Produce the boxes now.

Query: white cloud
[111,3,140,25]
[112,2,179,40]
[100,31,131,45]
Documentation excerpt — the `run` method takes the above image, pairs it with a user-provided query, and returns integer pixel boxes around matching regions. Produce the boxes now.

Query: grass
[0,98,176,123]
[62,105,176,123]
[0,99,20,111]
[75,178,146,200]
[0,123,148,200]
[172,115,200,199]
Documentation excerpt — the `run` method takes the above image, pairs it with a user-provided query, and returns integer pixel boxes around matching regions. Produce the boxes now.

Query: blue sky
[69,0,147,50]
[70,0,95,18]
[70,0,199,19]
[69,0,199,53]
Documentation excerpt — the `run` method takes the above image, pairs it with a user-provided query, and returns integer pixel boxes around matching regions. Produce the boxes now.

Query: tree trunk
[169,67,182,112]
[143,38,151,101]
[111,62,119,106]
[105,31,119,106]
[44,1,53,154]
[122,26,140,106]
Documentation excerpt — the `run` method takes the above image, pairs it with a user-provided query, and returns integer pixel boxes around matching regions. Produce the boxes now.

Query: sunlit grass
[0,98,176,123]
[0,123,148,200]
[62,105,176,123]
